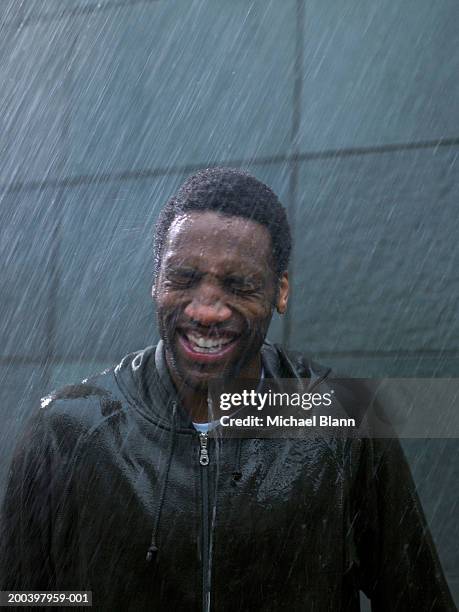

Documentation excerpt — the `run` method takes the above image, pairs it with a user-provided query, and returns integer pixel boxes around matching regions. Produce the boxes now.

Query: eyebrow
[223,274,260,286]
[165,266,262,285]
[165,266,200,276]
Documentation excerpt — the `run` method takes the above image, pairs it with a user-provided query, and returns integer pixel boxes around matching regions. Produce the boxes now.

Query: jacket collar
[114,341,331,431]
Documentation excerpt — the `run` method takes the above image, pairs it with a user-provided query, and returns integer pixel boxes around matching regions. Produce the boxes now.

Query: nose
[183,282,232,326]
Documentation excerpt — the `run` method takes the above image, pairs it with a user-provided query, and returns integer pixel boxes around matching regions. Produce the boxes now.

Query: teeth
[186,332,234,353]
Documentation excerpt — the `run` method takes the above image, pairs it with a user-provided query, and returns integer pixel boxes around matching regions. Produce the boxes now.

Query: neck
[167,353,262,423]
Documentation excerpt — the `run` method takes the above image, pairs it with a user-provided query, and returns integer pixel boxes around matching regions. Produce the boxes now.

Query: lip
[177,331,240,364]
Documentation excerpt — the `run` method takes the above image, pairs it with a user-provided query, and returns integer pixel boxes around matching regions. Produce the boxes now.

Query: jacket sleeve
[0,408,64,591]
[352,436,456,611]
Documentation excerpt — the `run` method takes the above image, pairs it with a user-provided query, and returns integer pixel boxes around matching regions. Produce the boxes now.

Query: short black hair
[154,167,291,279]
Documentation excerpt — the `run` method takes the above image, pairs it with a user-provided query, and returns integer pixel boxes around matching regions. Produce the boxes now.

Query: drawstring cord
[232,438,243,483]
[146,401,177,563]
[145,403,244,561]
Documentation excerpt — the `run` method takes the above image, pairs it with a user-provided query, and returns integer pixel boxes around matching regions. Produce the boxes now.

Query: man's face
[153,211,288,391]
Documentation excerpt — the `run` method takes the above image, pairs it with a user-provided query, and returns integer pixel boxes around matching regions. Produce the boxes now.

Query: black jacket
[0,342,455,611]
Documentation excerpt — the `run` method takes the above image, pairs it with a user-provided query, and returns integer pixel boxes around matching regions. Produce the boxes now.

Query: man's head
[153,167,291,392]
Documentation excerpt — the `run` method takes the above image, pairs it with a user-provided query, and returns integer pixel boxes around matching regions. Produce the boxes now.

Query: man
[0,168,455,611]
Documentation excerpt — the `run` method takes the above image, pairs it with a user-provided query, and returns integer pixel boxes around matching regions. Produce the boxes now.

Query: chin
[177,362,229,389]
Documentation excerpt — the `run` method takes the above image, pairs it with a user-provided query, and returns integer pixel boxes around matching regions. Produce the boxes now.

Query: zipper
[198,432,211,612]
[199,432,210,466]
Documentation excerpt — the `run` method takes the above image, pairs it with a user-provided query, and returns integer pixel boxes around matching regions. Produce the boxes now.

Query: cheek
[238,301,274,328]
[156,290,186,313]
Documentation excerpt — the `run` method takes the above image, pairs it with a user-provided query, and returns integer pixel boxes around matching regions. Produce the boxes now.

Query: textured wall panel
[0,187,60,360]
[299,0,459,150]
[289,147,459,369]
[402,439,459,578]
[67,0,295,177]
[0,20,69,184]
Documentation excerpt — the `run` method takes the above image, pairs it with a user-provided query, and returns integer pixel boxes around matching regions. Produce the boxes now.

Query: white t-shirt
[192,367,265,433]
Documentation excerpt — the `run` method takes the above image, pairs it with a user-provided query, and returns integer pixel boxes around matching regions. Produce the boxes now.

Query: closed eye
[224,278,260,296]
[164,269,203,289]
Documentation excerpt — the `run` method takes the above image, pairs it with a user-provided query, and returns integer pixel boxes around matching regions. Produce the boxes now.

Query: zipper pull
[199,432,210,466]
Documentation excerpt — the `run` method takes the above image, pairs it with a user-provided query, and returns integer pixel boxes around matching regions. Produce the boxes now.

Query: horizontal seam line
[1,137,458,195]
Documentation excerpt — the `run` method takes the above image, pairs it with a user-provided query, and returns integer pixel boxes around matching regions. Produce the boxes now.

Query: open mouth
[177,329,240,362]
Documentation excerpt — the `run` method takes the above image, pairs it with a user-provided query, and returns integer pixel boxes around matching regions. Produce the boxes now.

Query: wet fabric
[0,342,455,611]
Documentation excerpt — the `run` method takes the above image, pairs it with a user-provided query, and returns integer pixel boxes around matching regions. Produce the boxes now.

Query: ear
[276,272,289,314]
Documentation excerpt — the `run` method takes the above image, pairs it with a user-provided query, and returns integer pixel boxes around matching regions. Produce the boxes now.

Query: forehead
[162,211,273,275]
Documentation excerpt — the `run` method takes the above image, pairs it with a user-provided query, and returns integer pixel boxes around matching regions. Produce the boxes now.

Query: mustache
[160,307,245,336]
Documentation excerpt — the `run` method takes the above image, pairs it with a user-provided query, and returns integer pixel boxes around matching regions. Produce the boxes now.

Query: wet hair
[154,167,291,279]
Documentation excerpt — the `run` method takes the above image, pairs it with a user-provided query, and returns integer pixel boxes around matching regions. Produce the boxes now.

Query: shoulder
[35,365,128,445]
[263,341,332,381]
[264,342,382,429]
[37,345,158,435]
